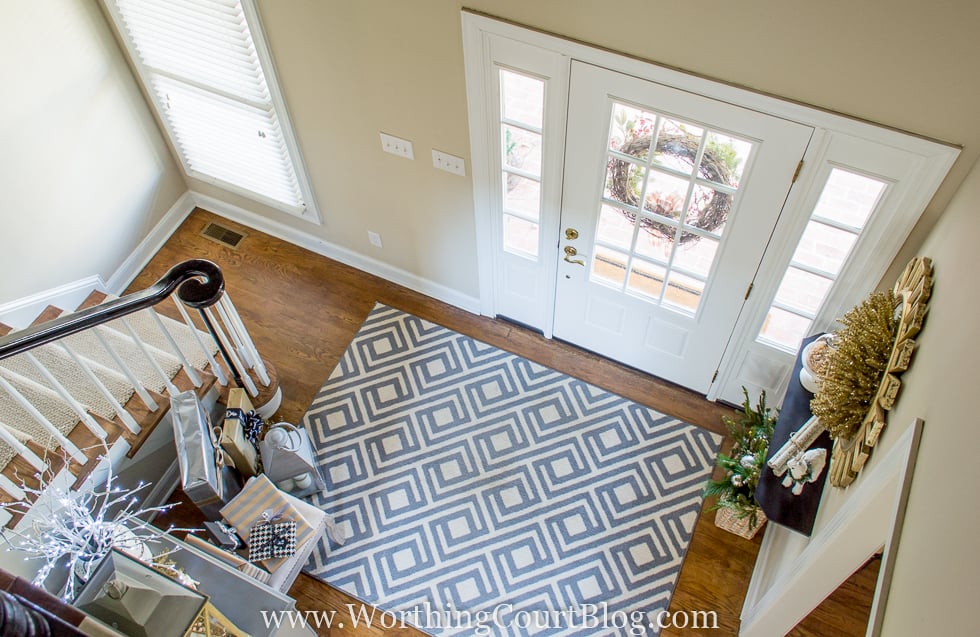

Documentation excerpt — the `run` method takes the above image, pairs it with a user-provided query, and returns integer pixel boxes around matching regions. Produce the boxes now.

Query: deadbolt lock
[565,228,579,240]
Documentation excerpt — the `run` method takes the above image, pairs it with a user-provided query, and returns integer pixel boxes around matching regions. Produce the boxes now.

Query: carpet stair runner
[0,290,223,528]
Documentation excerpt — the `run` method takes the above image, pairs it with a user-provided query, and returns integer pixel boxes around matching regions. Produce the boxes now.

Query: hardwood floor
[788,556,881,637]
[142,209,869,636]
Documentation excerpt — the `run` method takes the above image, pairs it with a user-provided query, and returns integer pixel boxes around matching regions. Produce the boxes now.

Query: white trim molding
[106,191,198,294]
[189,192,482,315]
[461,12,958,398]
[0,275,107,330]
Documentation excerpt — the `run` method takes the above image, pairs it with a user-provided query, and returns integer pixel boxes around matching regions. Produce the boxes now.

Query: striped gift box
[220,474,314,572]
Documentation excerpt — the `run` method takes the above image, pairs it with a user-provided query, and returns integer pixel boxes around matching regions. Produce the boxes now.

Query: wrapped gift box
[219,475,314,573]
[221,389,261,477]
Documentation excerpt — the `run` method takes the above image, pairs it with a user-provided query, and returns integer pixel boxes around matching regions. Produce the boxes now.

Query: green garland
[704,389,777,527]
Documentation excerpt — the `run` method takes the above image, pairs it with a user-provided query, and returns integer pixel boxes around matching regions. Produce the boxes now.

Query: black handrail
[0,259,225,362]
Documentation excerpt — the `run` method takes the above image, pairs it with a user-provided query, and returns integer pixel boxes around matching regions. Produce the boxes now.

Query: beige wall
[4,0,977,626]
[0,0,185,304]
[226,0,980,300]
[873,156,980,635]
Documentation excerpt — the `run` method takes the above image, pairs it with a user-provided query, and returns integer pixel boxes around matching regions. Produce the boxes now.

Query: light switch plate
[432,149,466,176]
[380,133,414,160]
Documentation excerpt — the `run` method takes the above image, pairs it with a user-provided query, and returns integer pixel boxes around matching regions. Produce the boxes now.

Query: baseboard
[188,191,483,315]
[0,275,106,329]
[105,192,198,295]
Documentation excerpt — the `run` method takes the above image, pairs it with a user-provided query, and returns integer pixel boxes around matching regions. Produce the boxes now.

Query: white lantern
[258,423,325,497]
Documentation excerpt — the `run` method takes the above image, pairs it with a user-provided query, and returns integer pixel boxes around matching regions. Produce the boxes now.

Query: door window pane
[592,246,628,288]
[665,271,705,312]
[760,307,813,350]
[792,221,857,276]
[609,103,655,160]
[653,118,704,175]
[774,268,833,316]
[604,160,644,209]
[811,168,885,229]
[634,219,675,262]
[498,69,545,261]
[702,131,752,188]
[673,234,719,279]
[686,184,731,236]
[504,175,541,219]
[596,205,635,250]
[757,166,885,352]
[501,70,543,129]
[628,259,666,299]
[503,215,539,258]
[592,100,756,315]
[503,125,541,176]
[643,170,688,220]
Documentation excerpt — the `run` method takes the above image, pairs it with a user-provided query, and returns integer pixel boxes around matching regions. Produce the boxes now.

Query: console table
[754,334,833,536]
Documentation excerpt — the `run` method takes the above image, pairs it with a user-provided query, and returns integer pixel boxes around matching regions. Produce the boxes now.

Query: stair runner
[0,302,219,473]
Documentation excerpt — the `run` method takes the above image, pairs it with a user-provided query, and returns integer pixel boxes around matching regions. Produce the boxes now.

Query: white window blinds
[106,0,317,219]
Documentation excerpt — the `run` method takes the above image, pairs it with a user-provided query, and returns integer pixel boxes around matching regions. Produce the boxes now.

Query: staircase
[0,260,275,546]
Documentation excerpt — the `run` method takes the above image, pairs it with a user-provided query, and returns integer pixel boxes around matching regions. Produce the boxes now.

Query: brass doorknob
[563,245,585,266]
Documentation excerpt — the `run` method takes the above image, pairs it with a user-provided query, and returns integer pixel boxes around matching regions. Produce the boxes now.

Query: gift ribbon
[250,506,295,559]
[209,426,232,474]
[225,408,264,446]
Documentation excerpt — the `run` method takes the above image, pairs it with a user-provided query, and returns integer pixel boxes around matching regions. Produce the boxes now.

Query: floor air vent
[200,222,246,249]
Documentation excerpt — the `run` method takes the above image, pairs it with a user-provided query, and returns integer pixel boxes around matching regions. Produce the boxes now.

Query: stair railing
[0,259,269,511]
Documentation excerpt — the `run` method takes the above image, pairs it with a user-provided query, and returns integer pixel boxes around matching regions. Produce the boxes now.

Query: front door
[553,62,812,392]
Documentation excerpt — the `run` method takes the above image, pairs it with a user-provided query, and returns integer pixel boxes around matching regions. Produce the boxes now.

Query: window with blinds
[104,0,318,221]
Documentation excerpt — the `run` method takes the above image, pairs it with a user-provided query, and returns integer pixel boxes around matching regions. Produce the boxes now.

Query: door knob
[565,228,579,240]
[563,245,585,266]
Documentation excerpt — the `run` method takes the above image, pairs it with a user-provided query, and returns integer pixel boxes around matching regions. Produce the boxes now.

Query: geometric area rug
[301,304,722,636]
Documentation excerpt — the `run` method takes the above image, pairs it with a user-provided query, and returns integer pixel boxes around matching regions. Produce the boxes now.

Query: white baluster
[219,294,270,386]
[0,474,27,501]
[215,299,253,368]
[145,309,202,388]
[24,353,107,441]
[171,298,228,386]
[0,421,46,473]
[118,318,179,396]
[204,307,258,397]
[0,376,86,464]
[58,342,140,434]
[94,328,159,411]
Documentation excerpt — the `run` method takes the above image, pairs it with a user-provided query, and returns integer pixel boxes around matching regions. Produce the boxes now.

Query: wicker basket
[714,506,767,540]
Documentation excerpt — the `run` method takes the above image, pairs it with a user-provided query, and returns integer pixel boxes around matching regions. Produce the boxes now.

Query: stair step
[0,345,135,421]
[0,368,82,452]
[66,413,134,491]
[0,441,68,529]
[0,289,224,528]
[125,366,218,459]
[81,291,219,369]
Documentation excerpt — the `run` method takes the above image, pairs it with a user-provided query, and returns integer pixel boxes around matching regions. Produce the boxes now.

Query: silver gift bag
[170,390,242,518]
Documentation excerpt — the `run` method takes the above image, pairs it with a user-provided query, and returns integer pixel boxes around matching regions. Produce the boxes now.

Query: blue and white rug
[302,305,721,636]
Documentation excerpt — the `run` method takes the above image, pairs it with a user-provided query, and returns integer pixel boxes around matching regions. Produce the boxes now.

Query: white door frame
[462,12,958,395]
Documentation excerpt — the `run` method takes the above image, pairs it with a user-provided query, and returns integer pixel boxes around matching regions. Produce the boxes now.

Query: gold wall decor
[826,257,933,487]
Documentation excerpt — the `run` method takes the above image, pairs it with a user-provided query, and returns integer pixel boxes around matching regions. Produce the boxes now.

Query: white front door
[553,62,812,392]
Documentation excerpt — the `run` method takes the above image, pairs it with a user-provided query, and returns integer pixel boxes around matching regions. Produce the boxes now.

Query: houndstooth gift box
[248,519,297,562]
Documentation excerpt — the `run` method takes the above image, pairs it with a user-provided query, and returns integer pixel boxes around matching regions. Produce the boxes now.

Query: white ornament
[781,448,828,495]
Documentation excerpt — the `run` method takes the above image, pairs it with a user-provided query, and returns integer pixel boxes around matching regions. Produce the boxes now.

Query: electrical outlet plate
[367,231,383,248]
[432,150,466,176]
[380,133,414,160]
